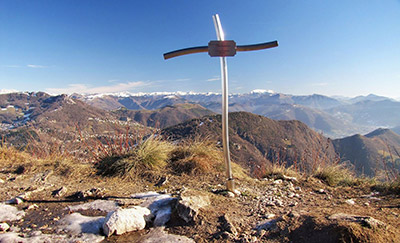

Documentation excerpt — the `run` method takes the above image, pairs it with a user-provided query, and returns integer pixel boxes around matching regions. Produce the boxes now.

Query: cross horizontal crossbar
[163,40,278,60]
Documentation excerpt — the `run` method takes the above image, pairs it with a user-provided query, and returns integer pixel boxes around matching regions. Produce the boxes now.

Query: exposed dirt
[0,167,399,242]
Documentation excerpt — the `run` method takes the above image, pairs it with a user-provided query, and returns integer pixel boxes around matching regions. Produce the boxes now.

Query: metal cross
[164,14,278,192]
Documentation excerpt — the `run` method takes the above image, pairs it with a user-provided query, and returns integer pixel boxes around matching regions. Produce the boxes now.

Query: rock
[345,199,355,205]
[52,187,67,197]
[282,175,297,182]
[0,222,10,232]
[153,206,172,227]
[6,197,24,205]
[328,213,386,229]
[139,227,195,243]
[67,188,104,200]
[294,186,301,191]
[265,213,275,219]
[26,204,39,210]
[103,206,151,236]
[273,179,283,185]
[316,189,325,194]
[256,218,279,231]
[154,176,168,187]
[0,204,26,221]
[227,191,235,198]
[364,202,370,206]
[220,214,238,236]
[17,192,31,200]
[0,178,4,183]
[139,193,176,226]
[176,193,210,223]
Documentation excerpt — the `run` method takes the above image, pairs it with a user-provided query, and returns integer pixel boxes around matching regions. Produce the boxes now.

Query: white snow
[250,89,275,94]
[67,200,119,212]
[0,230,104,243]
[59,212,105,235]
[0,203,25,221]
[163,95,178,99]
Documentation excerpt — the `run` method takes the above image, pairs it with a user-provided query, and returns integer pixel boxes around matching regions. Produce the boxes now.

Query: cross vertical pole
[212,14,234,192]
[163,14,278,194]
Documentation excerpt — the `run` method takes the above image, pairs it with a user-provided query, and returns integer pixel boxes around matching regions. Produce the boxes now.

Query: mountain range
[71,91,400,138]
[1,91,400,177]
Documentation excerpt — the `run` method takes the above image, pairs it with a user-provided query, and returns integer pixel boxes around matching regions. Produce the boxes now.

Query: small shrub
[96,136,173,179]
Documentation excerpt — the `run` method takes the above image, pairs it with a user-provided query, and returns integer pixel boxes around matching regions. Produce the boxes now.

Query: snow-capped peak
[250,89,275,94]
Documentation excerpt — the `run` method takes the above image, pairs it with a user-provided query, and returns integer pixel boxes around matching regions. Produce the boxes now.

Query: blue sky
[1,0,400,98]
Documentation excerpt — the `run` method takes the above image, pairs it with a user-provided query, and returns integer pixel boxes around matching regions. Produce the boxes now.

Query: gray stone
[0,222,10,232]
[328,213,386,229]
[102,206,152,236]
[6,197,23,205]
[265,213,275,219]
[220,214,238,236]
[282,175,297,182]
[52,187,67,197]
[176,194,210,223]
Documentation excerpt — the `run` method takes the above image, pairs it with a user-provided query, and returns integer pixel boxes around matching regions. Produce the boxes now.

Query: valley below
[0,91,400,242]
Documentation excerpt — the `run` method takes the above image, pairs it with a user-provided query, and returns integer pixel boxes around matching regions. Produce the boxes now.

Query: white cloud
[27,64,48,68]
[46,81,150,95]
[0,89,19,94]
[175,78,191,82]
[206,76,220,82]
[2,65,20,68]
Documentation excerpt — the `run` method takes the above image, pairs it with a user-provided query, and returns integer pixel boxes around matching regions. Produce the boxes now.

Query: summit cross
[163,14,278,192]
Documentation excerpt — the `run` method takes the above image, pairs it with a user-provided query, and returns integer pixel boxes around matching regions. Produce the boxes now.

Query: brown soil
[0,167,399,242]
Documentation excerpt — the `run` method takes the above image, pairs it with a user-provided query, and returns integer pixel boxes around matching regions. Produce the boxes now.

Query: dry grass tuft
[96,136,173,179]
[169,139,224,175]
[313,163,358,186]
[263,162,300,180]
[0,139,92,177]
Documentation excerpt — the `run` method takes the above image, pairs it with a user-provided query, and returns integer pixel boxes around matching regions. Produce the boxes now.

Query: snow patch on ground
[0,230,104,243]
[0,203,25,221]
[67,200,119,212]
[59,212,105,235]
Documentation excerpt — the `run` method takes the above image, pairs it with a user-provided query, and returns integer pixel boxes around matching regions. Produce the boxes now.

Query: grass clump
[0,142,29,165]
[169,139,224,175]
[313,163,357,186]
[96,136,173,179]
[264,162,300,180]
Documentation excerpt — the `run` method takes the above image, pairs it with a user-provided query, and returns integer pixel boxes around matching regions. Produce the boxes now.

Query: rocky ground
[0,167,399,242]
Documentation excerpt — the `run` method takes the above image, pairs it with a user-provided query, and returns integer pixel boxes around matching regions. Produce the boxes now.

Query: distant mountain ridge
[71,90,400,138]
